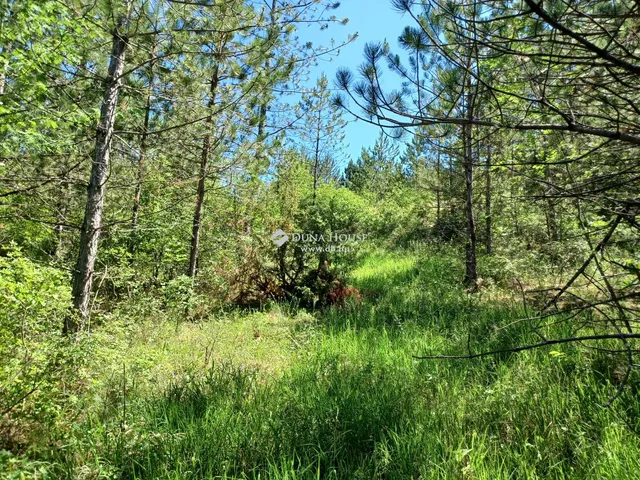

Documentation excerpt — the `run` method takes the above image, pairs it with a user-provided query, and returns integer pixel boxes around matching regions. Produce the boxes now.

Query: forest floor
[4,250,640,479]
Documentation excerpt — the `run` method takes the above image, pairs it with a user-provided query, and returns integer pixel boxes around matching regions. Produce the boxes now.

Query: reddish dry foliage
[327,281,362,306]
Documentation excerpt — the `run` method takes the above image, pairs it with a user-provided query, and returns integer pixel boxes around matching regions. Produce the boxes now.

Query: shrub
[161,275,204,320]
[0,246,79,449]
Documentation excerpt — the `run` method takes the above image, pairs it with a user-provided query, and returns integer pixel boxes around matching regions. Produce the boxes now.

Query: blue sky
[298,1,410,167]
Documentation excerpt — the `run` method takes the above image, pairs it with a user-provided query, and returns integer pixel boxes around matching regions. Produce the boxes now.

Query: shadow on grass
[54,250,640,480]
[97,346,640,480]
[113,359,421,479]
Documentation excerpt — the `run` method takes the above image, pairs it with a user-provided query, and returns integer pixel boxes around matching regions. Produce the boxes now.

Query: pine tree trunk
[68,19,129,333]
[188,63,220,278]
[510,166,520,237]
[448,152,454,213]
[312,109,321,205]
[0,44,9,95]
[545,164,559,242]
[0,27,11,96]
[485,144,492,255]
[188,146,208,278]
[130,42,157,260]
[51,180,70,259]
[257,0,277,140]
[436,150,441,223]
[130,98,149,257]
[463,85,478,289]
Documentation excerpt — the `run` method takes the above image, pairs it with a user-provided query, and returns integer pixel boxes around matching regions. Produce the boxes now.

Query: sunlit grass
[21,249,640,479]
[83,306,318,402]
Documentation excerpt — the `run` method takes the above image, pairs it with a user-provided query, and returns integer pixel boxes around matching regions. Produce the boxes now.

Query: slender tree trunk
[545,164,559,242]
[188,145,208,277]
[130,96,150,257]
[448,152,454,213]
[0,0,11,96]
[257,0,278,140]
[51,180,70,259]
[130,42,157,260]
[509,157,520,237]
[68,16,129,333]
[312,109,321,205]
[415,48,421,114]
[463,83,477,289]
[0,43,9,96]
[485,144,492,254]
[436,150,441,223]
[188,62,220,278]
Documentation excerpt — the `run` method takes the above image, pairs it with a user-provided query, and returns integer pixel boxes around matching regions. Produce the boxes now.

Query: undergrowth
[3,250,640,479]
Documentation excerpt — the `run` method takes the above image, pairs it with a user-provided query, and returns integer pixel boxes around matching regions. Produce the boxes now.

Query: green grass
[11,250,640,479]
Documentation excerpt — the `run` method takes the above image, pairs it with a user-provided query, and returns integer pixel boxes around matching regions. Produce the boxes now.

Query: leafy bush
[0,246,79,449]
[431,207,466,242]
[161,275,204,320]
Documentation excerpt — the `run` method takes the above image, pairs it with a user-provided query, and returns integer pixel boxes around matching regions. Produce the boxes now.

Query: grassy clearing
[7,249,640,479]
[86,306,317,388]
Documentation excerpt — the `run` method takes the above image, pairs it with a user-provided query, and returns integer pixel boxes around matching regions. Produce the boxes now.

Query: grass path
[10,250,640,479]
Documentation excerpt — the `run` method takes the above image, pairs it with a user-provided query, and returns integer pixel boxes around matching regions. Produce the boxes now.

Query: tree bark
[130,41,157,260]
[257,0,278,140]
[435,150,441,223]
[188,62,220,278]
[0,2,11,96]
[0,43,9,96]
[68,17,129,333]
[312,108,321,205]
[51,180,70,259]
[129,95,150,257]
[485,144,492,254]
[463,80,478,289]
[545,163,559,242]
